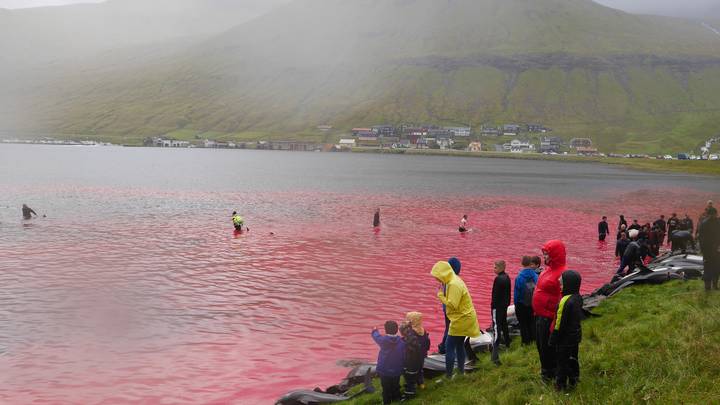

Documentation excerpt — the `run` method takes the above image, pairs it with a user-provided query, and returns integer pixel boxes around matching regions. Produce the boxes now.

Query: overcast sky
[0,0,717,15]
[0,0,103,8]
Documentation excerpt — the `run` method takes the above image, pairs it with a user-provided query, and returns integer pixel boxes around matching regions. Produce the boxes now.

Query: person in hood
[549,270,583,391]
[431,261,480,378]
[399,312,430,399]
[699,207,720,291]
[491,260,511,365]
[438,257,462,354]
[372,321,406,404]
[515,256,539,345]
[532,240,567,381]
[617,229,642,275]
[598,216,609,241]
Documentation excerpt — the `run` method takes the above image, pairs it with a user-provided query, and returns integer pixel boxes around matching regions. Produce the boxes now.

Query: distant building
[352,128,373,136]
[481,126,501,136]
[372,125,395,137]
[503,124,522,136]
[540,136,563,153]
[504,139,535,153]
[445,126,472,137]
[576,146,599,156]
[527,124,550,133]
[428,128,452,139]
[151,137,190,148]
[337,139,356,151]
[468,142,482,152]
[357,136,381,148]
[570,138,593,149]
[317,125,333,132]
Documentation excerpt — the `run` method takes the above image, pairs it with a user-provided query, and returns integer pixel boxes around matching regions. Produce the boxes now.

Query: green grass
[347,280,720,404]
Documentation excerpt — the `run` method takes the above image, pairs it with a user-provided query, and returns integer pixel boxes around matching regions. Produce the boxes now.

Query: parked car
[677,153,689,160]
[710,154,719,161]
[663,155,673,160]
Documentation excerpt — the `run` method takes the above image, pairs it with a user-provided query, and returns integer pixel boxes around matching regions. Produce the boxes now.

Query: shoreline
[2,140,719,176]
[349,147,720,177]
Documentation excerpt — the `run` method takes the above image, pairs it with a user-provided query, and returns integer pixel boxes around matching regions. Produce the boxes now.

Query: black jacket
[491,272,511,310]
[615,238,630,257]
[400,325,430,370]
[622,241,642,265]
[699,217,720,255]
[598,221,609,235]
[654,219,667,232]
[550,271,583,346]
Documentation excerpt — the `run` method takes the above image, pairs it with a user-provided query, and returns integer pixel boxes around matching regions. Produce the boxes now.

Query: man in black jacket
[491,260,511,365]
[598,216,609,241]
[654,215,667,244]
[617,229,642,275]
[667,213,680,245]
[549,270,583,391]
[699,207,720,291]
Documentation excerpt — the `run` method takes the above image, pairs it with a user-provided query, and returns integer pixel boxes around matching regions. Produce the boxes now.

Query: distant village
[137,125,718,160]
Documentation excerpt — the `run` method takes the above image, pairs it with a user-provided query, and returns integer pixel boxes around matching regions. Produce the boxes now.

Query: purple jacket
[372,330,406,377]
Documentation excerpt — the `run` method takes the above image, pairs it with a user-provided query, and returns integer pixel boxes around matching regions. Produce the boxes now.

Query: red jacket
[532,240,567,319]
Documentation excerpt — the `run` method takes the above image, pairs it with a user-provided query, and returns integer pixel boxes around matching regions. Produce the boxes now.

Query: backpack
[522,277,536,305]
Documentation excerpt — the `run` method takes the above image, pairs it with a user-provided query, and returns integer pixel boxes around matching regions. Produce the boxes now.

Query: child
[491,260,511,365]
[549,270,583,391]
[531,255,543,274]
[514,256,539,345]
[399,312,430,399]
[372,321,406,404]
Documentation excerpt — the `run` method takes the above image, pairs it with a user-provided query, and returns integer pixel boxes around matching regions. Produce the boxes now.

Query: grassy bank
[348,280,720,404]
[351,148,720,176]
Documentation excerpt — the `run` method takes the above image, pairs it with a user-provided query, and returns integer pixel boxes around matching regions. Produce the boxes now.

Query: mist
[594,0,720,18]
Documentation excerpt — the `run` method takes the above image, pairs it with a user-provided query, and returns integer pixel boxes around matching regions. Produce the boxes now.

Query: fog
[594,0,720,18]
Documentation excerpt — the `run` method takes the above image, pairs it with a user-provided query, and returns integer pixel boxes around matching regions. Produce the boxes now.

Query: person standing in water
[22,204,38,220]
[373,208,381,228]
[459,215,469,233]
[598,216,609,241]
[232,211,245,231]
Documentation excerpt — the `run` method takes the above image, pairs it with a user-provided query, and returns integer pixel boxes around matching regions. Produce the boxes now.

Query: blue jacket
[514,268,539,306]
[372,330,406,377]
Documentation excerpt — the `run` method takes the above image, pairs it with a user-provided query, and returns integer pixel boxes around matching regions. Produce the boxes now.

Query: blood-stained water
[0,145,718,404]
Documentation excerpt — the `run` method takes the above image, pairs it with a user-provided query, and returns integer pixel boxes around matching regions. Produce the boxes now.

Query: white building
[445,127,472,137]
[504,139,535,153]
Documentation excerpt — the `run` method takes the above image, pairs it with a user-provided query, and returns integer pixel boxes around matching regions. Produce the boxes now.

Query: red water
[0,186,714,404]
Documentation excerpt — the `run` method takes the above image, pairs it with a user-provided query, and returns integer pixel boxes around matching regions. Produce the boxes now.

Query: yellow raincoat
[431,261,480,338]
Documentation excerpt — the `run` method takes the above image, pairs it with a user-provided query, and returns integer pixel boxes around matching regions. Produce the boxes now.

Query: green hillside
[6,0,720,153]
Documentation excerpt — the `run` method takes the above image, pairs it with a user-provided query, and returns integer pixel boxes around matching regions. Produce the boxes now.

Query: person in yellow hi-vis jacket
[431,261,480,378]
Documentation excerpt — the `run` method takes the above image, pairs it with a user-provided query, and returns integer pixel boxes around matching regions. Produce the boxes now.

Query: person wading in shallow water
[232,211,245,232]
[459,215,469,233]
[373,208,381,228]
[598,216,609,241]
[22,204,37,220]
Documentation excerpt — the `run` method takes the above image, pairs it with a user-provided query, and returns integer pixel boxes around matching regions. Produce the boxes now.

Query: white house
[504,139,535,153]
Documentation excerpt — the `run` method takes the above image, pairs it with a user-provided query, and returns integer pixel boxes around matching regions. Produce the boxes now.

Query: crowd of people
[371,201,719,404]
[371,240,583,404]
[602,201,719,287]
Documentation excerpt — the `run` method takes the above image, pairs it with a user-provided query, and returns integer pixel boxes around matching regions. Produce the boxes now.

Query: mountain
[593,0,720,21]
[6,0,720,152]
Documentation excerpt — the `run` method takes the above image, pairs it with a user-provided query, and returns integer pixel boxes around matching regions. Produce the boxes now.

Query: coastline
[350,147,720,177]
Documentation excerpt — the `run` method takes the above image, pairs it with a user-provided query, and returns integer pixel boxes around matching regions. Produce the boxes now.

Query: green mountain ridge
[5,0,720,153]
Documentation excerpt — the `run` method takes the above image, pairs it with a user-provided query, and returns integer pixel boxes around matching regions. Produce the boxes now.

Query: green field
[346,280,720,404]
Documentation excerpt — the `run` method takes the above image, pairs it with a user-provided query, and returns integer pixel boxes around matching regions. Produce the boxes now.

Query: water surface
[1,145,717,404]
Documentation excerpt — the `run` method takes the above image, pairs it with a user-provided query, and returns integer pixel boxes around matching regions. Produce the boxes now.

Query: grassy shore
[347,280,720,404]
[351,148,720,177]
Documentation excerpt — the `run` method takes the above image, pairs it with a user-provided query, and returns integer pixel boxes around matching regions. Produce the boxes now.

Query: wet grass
[347,280,720,404]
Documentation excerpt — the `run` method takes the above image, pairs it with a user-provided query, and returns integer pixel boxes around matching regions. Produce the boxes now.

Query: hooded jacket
[432,261,480,338]
[549,270,583,346]
[532,240,567,319]
[372,330,406,377]
[400,319,430,370]
[514,268,539,306]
